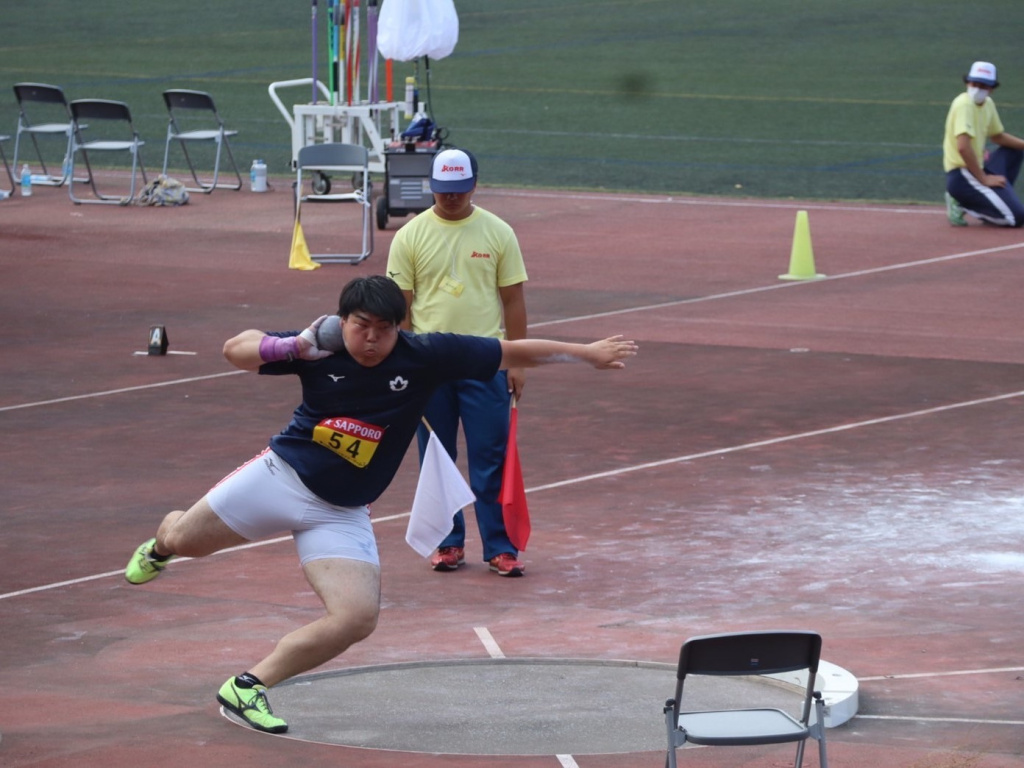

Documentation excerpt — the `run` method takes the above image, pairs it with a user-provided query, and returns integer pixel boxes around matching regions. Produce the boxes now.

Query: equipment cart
[376,140,439,230]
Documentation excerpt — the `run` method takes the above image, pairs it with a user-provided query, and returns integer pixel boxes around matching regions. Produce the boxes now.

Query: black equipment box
[376,142,439,230]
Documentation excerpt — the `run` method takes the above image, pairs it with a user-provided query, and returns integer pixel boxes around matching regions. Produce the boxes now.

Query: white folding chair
[68,99,148,205]
[161,89,242,193]
[294,143,374,264]
[664,630,828,768]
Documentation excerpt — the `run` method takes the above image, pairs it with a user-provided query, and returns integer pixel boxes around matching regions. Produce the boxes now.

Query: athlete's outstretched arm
[499,336,637,371]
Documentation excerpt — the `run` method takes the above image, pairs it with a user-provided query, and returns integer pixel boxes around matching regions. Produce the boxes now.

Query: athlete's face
[341,311,399,366]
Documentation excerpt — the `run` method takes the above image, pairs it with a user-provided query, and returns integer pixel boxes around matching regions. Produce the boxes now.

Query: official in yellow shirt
[943,61,1024,227]
[387,148,530,576]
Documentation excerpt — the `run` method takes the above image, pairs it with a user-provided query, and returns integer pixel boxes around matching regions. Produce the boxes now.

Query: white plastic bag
[377,0,459,61]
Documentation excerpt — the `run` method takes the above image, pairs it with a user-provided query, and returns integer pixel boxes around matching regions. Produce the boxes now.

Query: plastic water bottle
[404,76,416,119]
[250,159,267,193]
[20,164,32,197]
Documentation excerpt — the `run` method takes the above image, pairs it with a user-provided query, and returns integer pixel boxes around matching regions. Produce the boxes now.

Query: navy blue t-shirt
[258,331,501,507]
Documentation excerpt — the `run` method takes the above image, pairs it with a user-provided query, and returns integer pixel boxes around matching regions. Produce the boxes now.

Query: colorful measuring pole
[351,0,361,105]
[367,0,378,103]
[334,0,343,104]
[311,0,319,103]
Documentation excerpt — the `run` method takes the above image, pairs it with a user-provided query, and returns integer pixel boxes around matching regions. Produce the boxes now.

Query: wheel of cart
[312,171,331,196]
[294,171,372,216]
[311,170,370,196]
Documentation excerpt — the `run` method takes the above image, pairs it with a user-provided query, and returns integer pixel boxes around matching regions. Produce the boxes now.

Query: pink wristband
[258,335,299,362]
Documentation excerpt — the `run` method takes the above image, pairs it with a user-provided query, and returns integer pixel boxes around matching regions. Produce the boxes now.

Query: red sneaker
[430,546,465,572]
[488,553,525,577]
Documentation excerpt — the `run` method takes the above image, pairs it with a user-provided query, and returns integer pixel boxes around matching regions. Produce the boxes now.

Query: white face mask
[968,86,988,106]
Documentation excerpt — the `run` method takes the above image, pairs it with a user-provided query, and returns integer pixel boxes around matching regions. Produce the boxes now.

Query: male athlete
[124,275,637,733]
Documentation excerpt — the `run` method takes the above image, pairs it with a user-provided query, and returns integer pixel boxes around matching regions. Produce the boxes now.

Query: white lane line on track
[3,388,1021,603]
[474,627,506,659]
[0,370,246,412]
[524,388,1024,494]
[859,666,1024,681]
[3,237,1021,411]
[531,240,1024,329]
[556,756,580,767]
[855,715,1024,726]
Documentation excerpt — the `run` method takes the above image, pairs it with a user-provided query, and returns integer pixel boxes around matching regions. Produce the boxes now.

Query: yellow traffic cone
[779,210,824,280]
[288,218,320,271]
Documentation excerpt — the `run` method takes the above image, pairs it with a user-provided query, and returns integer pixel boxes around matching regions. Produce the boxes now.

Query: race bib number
[312,417,384,468]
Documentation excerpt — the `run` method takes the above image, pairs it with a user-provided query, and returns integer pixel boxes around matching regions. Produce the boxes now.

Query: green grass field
[2,0,1022,203]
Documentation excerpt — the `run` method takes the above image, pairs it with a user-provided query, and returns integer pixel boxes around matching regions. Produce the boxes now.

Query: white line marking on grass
[461,125,933,150]
[492,187,949,215]
[474,627,506,659]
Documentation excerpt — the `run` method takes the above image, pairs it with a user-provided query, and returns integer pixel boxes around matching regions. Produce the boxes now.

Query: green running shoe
[217,677,289,734]
[945,192,968,227]
[124,538,174,585]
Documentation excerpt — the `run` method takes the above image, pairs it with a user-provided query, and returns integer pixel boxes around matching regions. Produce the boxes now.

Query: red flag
[500,404,530,551]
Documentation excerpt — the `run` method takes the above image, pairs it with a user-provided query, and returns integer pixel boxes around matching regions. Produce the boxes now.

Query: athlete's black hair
[337,275,407,325]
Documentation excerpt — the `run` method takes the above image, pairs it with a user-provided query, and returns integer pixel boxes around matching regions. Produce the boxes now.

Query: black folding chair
[161,89,242,193]
[664,630,828,768]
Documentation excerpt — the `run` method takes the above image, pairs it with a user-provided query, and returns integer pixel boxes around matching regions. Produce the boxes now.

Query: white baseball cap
[430,148,477,193]
[965,61,999,88]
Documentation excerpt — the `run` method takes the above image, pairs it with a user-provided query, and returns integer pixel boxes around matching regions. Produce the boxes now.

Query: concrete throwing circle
[247,658,806,755]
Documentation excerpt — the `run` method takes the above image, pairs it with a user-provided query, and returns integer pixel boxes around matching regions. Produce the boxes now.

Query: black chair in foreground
[68,99,147,205]
[161,89,242,193]
[664,630,828,768]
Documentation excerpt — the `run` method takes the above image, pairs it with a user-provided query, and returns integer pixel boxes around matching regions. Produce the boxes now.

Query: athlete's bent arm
[224,316,334,371]
[224,330,268,371]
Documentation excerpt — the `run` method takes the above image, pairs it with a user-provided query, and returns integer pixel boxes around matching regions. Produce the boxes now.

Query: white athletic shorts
[206,448,379,567]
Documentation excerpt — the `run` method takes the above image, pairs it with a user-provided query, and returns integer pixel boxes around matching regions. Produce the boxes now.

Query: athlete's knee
[323,603,379,647]
[346,602,380,640]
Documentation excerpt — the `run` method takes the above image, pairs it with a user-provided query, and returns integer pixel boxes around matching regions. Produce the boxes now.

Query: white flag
[405,431,475,557]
